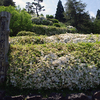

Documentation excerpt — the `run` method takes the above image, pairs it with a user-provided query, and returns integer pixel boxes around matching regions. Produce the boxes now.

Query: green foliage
[46,14,54,19]
[9,35,46,45]
[46,14,49,19]
[49,19,59,23]
[93,19,100,34]
[0,6,33,36]
[17,31,36,36]
[67,27,77,33]
[32,17,53,25]
[48,15,54,19]
[3,0,15,6]
[42,20,53,25]
[53,23,61,27]
[55,0,65,22]
[59,22,66,28]
[64,0,92,34]
[91,9,100,34]
[40,13,44,16]
[31,24,67,35]
[96,9,100,19]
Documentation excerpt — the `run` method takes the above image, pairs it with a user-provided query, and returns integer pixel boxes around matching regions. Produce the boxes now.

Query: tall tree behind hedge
[93,9,100,34]
[64,0,92,33]
[3,0,15,6]
[96,9,100,19]
[55,0,65,22]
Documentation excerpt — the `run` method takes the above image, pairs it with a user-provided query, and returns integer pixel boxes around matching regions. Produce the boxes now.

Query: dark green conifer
[55,0,65,22]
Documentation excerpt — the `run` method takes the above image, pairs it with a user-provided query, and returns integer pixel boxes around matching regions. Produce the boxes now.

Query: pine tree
[55,0,65,22]
[3,0,15,6]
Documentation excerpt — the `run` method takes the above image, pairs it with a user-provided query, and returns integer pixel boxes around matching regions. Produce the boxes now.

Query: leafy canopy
[64,0,92,34]
[0,6,33,36]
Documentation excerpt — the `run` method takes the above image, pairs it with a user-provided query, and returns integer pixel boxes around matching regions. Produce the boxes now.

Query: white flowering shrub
[7,52,100,90]
[7,35,100,90]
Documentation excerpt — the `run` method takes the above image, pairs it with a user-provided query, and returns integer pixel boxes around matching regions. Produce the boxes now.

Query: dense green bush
[67,28,77,33]
[32,17,53,25]
[46,14,54,19]
[31,25,67,35]
[48,15,54,19]
[9,35,46,45]
[67,26,77,33]
[53,23,61,27]
[49,19,59,23]
[0,6,33,36]
[42,20,53,25]
[17,31,36,36]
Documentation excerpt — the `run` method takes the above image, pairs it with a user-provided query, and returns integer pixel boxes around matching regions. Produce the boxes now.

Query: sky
[13,0,100,18]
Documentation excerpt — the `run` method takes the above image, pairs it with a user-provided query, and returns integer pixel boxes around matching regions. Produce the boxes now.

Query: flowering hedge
[7,38,100,90]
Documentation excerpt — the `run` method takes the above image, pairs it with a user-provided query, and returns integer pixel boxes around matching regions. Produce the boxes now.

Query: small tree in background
[32,0,45,17]
[55,0,65,22]
[3,0,15,6]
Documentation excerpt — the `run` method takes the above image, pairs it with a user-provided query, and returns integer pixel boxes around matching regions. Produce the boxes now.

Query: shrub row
[17,31,36,36]
[7,42,100,90]
[31,25,67,35]
[32,17,53,25]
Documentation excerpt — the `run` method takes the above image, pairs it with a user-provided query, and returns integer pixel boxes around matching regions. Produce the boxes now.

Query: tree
[0,6,33,36]
[55,0,65,22]
[32,0,45,17]
[3,0,15,6]
[96,9,100,19]
[26,2,35,14]
[93,9,100,34]
[64,0,92,33]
